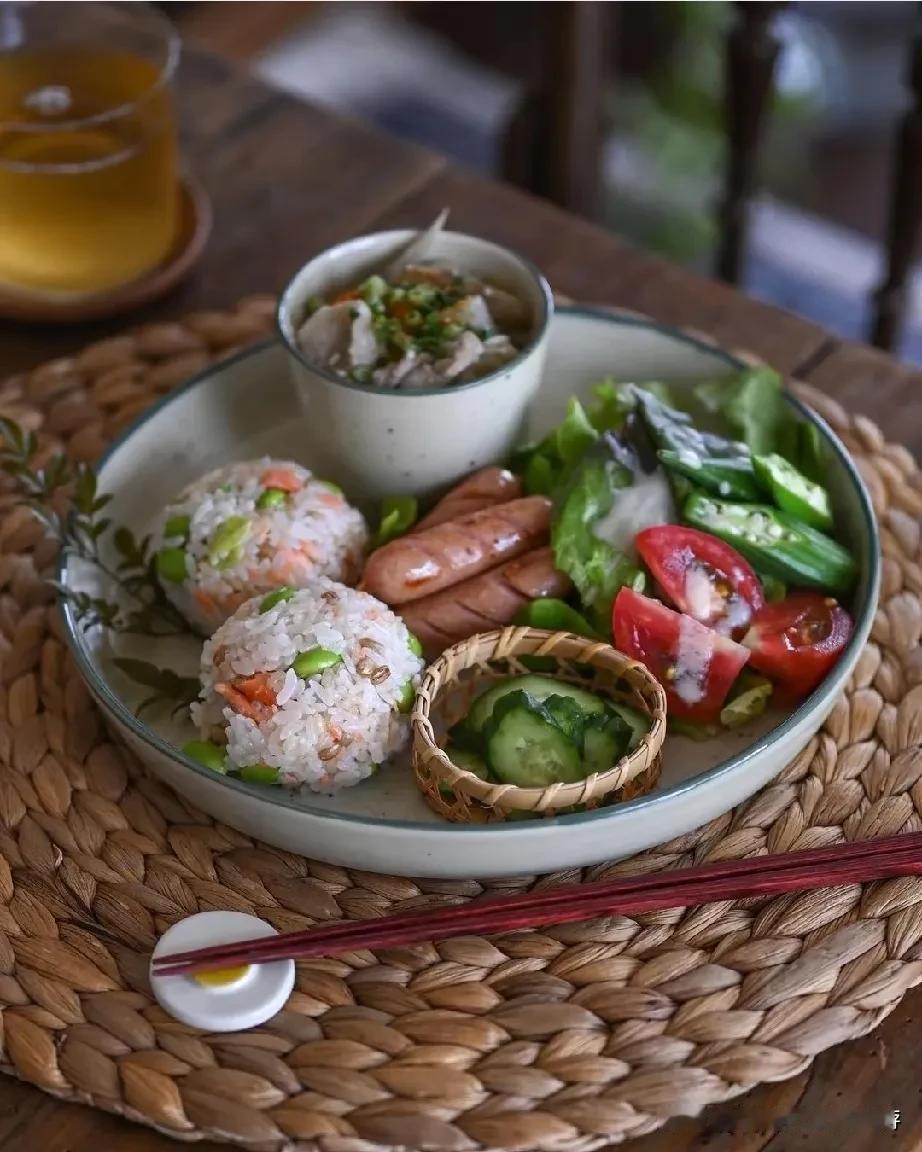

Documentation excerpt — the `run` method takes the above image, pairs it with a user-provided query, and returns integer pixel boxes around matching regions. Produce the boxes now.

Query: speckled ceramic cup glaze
[277,229,553,500]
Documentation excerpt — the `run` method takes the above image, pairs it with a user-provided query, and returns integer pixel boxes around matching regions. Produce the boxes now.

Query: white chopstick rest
[149,911,295,1031]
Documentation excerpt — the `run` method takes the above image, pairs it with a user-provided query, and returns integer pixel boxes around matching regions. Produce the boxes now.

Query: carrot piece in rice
[215,683,271,723]
[260,468,304,493]
[233,673,278,708]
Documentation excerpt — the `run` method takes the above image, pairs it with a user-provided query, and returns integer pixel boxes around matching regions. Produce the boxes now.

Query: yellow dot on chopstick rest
[149,911,295,1031]
[193,964,250,988]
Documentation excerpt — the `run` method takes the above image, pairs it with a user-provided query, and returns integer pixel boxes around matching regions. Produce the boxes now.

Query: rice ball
[190,579,425,792]
[152,458,367,633]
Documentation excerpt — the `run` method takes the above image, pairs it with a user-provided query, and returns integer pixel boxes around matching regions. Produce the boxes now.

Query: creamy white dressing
[723,595,753,635]
[684,564,753,635]
[684,566,715,621]
[672,614,714,705]
[593,469,674,555]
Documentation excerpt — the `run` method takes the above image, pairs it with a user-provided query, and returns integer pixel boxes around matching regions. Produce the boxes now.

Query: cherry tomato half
[613,587,750,722]
[635,525,764,639]
[743,593,853,699]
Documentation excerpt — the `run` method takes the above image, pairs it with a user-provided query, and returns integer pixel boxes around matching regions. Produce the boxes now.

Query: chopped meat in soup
[295,262,532,389]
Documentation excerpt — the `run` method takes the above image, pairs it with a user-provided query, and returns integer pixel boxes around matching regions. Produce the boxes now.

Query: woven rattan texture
[0,298,919,1151]
[411,627,667,819]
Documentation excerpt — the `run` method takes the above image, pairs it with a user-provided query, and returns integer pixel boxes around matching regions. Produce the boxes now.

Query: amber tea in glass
[0,2,180,296]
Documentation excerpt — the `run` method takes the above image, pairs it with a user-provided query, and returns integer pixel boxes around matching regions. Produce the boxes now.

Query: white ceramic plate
[61,308,879,878]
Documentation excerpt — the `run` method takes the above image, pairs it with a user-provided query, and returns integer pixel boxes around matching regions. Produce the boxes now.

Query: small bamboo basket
[411,627,668,823]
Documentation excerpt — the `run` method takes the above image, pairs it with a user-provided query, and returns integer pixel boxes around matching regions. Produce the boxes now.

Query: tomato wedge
[743,593,853,699]
[635,525,763,639]
[613,587,750,722]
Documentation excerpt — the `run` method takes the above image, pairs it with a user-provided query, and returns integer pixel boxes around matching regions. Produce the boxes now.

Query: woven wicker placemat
[0,297,919,1151]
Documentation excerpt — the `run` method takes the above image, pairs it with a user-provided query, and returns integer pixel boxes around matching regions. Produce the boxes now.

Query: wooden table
[0,47,920,1152]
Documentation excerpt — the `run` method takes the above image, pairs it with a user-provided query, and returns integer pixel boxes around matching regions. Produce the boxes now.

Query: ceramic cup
[277,229,553,500]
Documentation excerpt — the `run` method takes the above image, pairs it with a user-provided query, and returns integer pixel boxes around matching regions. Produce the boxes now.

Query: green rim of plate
[58,306,881,835]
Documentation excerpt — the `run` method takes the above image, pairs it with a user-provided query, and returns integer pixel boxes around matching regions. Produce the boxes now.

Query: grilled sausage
[399,547,572,656]
[361,496,552,606]
[413,467,524,533]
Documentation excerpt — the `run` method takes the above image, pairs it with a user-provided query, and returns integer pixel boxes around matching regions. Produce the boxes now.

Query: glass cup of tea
[0,1,181,297]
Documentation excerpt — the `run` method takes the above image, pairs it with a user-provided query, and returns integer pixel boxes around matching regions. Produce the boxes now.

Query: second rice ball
[191,580,424,791]
[152,458,368,633]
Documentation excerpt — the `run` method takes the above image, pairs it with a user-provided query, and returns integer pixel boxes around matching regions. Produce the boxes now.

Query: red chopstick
[152,832,922,972]
[160,830,922,969]
[151,831,922,976]
[155,847,922,976]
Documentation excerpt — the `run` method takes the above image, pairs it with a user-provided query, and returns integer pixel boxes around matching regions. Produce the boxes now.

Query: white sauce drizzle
[593,470,675,554]
[684,566,714,622]
[684,565,753,635]
[722,595,753,635]
[672,614,714,705]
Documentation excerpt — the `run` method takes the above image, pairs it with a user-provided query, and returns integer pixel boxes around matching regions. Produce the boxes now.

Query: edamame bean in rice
[191,580,424,792]
[152,458,367,632]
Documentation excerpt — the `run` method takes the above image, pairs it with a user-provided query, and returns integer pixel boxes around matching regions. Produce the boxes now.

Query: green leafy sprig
[112,658,200,718]
[0,416,190,638]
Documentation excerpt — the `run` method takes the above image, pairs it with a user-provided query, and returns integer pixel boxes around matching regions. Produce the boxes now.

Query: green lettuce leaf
[725,367,788,456]
[513,397,599,496]
[590,378,676,430]
[693,367,793,457]
[550,446,645,631]
[692,377,732,418]
[514,381,676,497]
[693,368,833,482]
[587,379,632,432]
